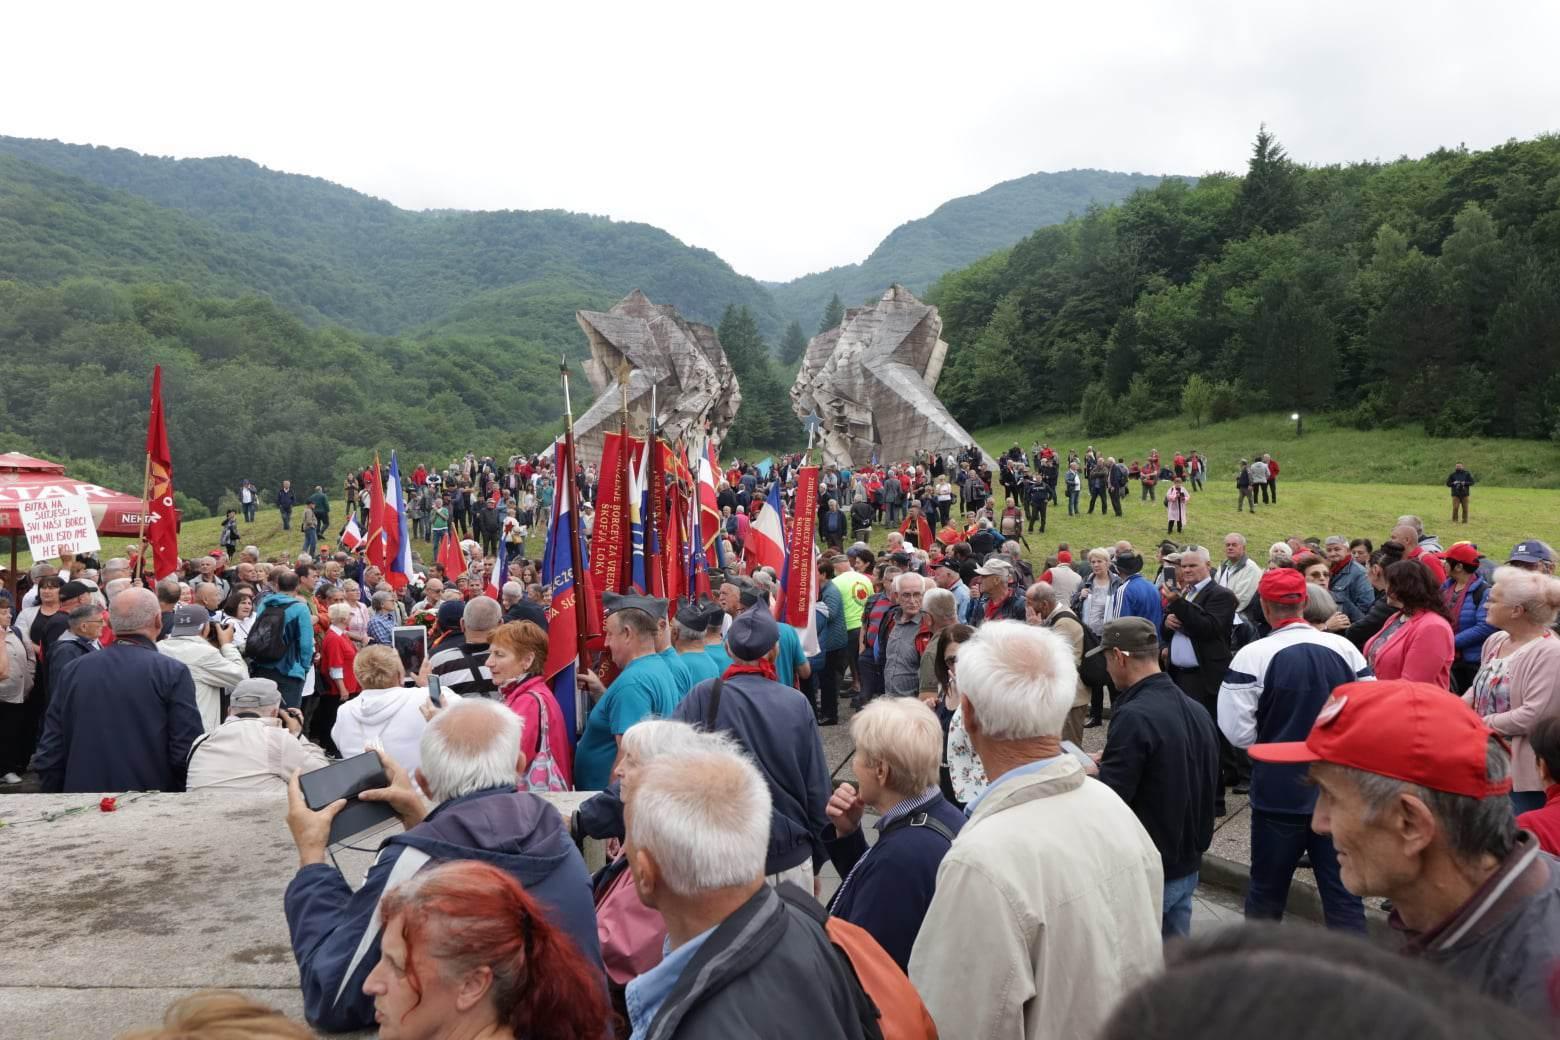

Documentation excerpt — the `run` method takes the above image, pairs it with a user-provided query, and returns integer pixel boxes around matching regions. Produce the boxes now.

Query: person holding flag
[573,594,681,791]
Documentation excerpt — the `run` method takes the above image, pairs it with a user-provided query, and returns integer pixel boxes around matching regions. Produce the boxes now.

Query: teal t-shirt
[573,653,682,790]
[704,641,733,675]
[659,647,692,698]
[679,648,721,687]
[775,623,807,688]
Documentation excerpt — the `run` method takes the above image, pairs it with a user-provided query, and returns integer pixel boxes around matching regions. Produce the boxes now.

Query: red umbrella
[0,453,151,537]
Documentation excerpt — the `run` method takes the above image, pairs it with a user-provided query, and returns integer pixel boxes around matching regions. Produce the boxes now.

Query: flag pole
[562,357,598,656]
[132,450,153,584]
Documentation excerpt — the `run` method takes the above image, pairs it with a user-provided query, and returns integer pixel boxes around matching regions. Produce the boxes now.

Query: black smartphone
[298,752,399,843]
[427,673,443,708]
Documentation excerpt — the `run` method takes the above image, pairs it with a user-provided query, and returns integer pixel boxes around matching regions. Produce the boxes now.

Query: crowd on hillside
[2,438,1557,1040]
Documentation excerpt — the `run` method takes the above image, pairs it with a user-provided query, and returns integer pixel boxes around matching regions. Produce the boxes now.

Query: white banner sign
[19,494,102,560]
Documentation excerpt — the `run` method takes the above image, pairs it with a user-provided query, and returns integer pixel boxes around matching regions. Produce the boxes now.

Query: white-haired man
[283,698,603,1032]
[909,620,1162,1040]
[1215,532,1263,613]
[623,744,873,1039]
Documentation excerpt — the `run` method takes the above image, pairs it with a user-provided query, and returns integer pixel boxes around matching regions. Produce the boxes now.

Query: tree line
[929,129,1560,441]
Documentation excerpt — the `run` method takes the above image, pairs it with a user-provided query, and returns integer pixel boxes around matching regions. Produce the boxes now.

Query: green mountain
[0,136,784,338]
[930,130,1560,441]
[767,169,1175,329]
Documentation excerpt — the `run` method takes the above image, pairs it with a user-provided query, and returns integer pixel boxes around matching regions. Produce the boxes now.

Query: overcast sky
[7,2,1557,282]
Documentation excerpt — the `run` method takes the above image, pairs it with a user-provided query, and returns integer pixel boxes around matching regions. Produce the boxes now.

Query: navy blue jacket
[1444,576,1496,663]
[284,786,602,1032]
[1097,672,1219,879]
[675,673,831,873]
[33,635,202,793]
[823,794,964,970]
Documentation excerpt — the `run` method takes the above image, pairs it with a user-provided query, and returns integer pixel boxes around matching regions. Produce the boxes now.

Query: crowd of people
[5,439,1560,1040]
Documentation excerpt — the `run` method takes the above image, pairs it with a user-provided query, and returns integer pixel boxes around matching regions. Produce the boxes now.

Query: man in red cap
[1218,566,1373,931]
[1252,680,1560,1027]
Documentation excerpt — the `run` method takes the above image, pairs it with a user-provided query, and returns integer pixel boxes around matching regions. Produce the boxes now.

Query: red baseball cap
[1257,567,1307,604]
[1057,550,1073,564]
[1249,680,1511,799]
[1441,543,1481,568]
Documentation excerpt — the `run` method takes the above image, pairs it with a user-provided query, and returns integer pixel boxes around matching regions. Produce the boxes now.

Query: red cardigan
[1364,609,1455,688]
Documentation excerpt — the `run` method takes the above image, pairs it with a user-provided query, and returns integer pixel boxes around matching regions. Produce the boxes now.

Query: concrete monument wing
[574,291,741,463]
[790,285,981,468]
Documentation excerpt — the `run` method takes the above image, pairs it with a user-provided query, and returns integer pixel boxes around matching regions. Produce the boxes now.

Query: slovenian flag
[341,516,363,551]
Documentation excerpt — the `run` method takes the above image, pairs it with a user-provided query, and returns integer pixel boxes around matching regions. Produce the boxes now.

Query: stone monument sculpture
[790,285,983,469]
[573,290,741,464]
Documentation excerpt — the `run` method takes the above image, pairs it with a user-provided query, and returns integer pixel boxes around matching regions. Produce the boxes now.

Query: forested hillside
[0,278,576,511]
[931,130,1560,442]
[0,137,785,337]
[769,169,1171,330]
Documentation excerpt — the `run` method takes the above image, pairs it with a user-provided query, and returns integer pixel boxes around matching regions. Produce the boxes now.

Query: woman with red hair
[366,860,611,1040]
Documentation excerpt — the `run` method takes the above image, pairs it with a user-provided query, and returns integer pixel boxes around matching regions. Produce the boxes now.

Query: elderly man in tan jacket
[186,678,329,791]
[908,620,1163,1040]
[1025,581,1091,745]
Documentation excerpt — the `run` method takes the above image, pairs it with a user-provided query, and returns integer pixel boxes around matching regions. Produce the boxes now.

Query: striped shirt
[429,637,496,698]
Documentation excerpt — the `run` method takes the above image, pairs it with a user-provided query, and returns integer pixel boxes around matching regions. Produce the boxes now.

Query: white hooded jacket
[332,686,453,774]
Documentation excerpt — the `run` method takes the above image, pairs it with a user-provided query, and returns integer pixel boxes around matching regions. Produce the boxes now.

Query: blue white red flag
[541,435,582,742]
[385,451,412,590]
[628,440,648,593]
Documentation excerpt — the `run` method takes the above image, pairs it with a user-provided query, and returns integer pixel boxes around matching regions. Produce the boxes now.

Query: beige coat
[909,757,1163,1040]
[1044,610,1090,709]
[158,636,249,733]
[186,716,330,791]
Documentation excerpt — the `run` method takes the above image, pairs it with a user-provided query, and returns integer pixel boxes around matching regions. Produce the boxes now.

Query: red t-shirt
[1518,786,1560,857]
[321,628,361,697]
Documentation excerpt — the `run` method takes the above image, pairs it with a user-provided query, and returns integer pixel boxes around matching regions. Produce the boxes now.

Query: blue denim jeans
[1246,809,1365,931]
[1163,871,1199,939]
[1067,490,1080,515]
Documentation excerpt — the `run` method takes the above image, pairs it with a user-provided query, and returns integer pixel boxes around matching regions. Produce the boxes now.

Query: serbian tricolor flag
[384,451,411,590]
[747,481,788,576]
[340,516,363,551]
[142,364,181,581]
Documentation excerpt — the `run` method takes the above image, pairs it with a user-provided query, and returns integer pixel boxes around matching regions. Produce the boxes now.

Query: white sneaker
[0,772,22,785]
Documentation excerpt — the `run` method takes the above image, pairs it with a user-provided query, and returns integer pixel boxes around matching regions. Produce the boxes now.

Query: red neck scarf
[723,660,777,682]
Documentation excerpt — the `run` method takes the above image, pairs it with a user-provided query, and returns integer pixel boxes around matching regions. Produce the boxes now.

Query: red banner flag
[365,455,389,572]
[437,526,466,580]
[783,465,819,630]
[591,431,638,597]
[142,365,180,581]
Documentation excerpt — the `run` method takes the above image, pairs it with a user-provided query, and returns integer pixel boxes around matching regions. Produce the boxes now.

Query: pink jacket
[500,676,574,788]
[1165,486,1188,523]
[1477,631,1560,792]
[1364,609,1454,688]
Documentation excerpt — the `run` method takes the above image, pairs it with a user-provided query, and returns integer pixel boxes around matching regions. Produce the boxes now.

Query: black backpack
[1076,618,1109,689]
[244,601,293,663]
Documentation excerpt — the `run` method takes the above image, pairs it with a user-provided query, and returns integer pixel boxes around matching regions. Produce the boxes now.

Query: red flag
[646,438,667,598]
[591,431,638,597]
[366,456,388,572]
[142,365,180,581]
[784,465,820,630]
[438,529,466,581]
